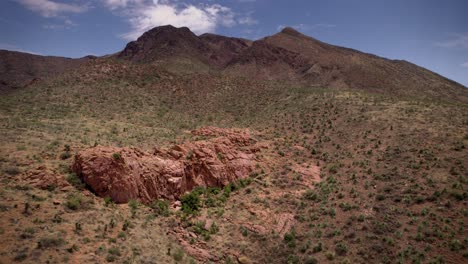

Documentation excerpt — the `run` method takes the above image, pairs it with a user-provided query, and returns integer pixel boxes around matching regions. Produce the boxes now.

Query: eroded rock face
[72,127,258,203]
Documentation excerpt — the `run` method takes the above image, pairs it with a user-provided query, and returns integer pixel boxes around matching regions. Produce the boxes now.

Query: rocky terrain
[0,25,466,264]
[73,127,258,203]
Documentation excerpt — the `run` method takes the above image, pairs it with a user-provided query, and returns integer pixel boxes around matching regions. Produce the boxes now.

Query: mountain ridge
[0,25,466,102]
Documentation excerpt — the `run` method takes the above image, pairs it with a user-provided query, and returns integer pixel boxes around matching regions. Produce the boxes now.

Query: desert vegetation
[0,26,466,263]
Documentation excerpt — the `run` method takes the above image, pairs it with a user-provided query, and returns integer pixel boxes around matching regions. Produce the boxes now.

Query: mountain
[117,25,251,72]
[0,50,92,92]
[116,25,466,101]
[225,27,466,100]
[0,25,466,101]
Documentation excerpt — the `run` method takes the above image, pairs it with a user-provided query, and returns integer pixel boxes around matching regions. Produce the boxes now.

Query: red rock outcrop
[72,127,258,203]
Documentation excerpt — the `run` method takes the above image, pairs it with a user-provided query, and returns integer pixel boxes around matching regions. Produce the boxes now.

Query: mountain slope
[0,50,91,92]
[225,27,467,100]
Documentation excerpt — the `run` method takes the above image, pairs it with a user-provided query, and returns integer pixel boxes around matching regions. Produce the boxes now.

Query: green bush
[312,242,322,253]
[38,235,64,249]
[60,152,72,160]
[112,153,121,160]
[104,197,115,207]
[173,248,185,262]
[150,200,170,216]
[128,199,139,217]
[66,173,85,190]
[303,190,319,201]
[284,230,296,248]
[106,247,121,262]
[4,166,20,176]
[335,242,348,256]
[65,194,83,210]
[304,257,318,264]
[181,191,200,214]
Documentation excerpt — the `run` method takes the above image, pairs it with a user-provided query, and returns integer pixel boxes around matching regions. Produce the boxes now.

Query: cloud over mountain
[104,0,236,40]
[16,0,89,17]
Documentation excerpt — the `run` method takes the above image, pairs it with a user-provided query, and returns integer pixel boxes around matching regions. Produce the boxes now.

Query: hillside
[0,50,91,92]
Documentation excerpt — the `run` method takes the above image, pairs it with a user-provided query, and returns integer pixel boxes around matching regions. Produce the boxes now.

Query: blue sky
[1,0,467,87]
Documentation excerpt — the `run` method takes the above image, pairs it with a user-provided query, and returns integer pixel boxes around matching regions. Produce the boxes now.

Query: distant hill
[0,50,92,92]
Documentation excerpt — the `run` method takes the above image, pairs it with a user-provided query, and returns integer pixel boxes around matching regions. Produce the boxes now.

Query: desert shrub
[173,248,185,262]
[4,166,20,176]
[128,199,139,217]
[122,219,133,231]
[108,247,121,256]
[304,257,318,264]
[20,227,36,239]
[325,251,335,260]
[328,164,339,174]
[448,239,463,251]
[150,200,170,216]
[13,251,28,261]
[335,242,348,256]
[66,173,85,190]
[190,221,212,241]
[106,246,121,262]
[209,222,219,234]
[60,152,72,160]
[376,194,386,201]
[287,255,300,264]
[65,194,84,210]
[239,226,248,237]
[303,190,319,201]
[181,191,200,214]
[186,150,194,160]
[284,230,296,248]
[38,235,64,249]
[237,178,252,188]
[104,197,115,207]
[66,244,79,253]
[112,153,121,160]
[312,242,322,253]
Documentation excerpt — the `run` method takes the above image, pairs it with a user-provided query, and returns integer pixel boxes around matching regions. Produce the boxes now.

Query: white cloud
[103,0,237,40]
[461,62,468,68]
[16,0,89,17]
[238,16,258,26]
[435,33,468,49]
[43,19,77,30]
[277,23,336,32]
[103,0,144,9]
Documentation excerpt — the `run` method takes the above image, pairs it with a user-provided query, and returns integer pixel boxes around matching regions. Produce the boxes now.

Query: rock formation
[72,127,258,203]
